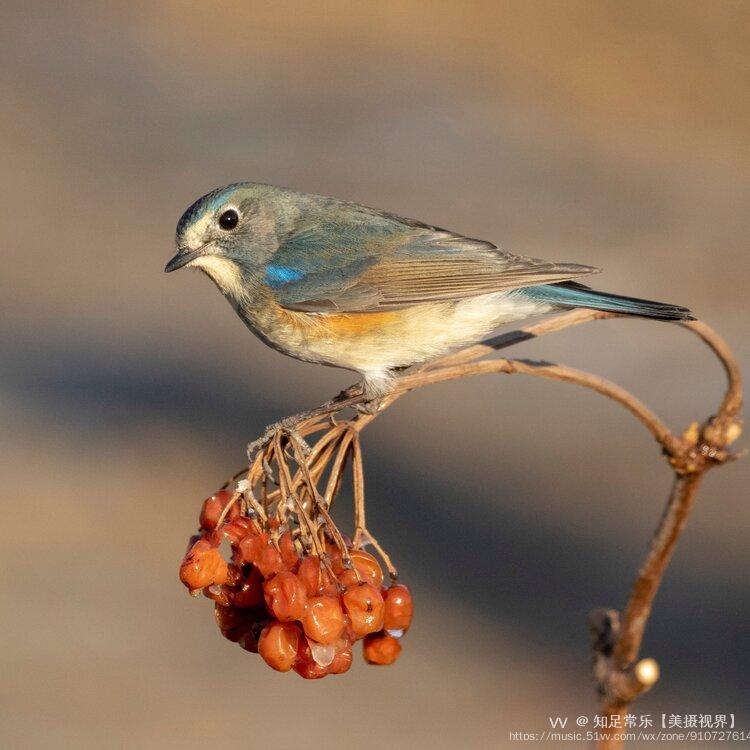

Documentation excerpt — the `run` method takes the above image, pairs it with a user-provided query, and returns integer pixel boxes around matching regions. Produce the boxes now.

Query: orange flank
[320,309,404,337]
[268,296,406,341]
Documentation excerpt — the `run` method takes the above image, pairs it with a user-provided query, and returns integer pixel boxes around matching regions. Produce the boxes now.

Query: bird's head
[165,182,300,299]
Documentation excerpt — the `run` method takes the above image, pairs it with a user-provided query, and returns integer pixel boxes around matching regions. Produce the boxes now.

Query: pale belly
[240,291,549,376]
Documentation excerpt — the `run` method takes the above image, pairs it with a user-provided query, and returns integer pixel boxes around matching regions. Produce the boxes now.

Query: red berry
[263,571,308,621]
[222,516,259,547]
[214,604,267,644]
[199,489,239,531]
[343,621,360,643]
[383,584,413,634]
[230,566,264,608]
[335,549,384,589]
[328,641,353,675]
[179,538,229,591]
[297,555,321,596]
[238,532,266,564]
[225,563,242,587]
[238,630,260,654]
[279,532,299,568]
[342,583,385,637]
[258,621,300,672]
[302,595,346,644]
[256,544,285,578]
[203,584,231,607]
[293,636,330,680]
[297,555,338,597]
[238,533,285,577]
[185,533,203,554]
[363,632,402,665]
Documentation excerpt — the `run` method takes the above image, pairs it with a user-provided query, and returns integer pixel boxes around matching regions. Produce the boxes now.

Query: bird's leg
[353,398,386,416]
[247,384,365,459]
[353,373,396,415]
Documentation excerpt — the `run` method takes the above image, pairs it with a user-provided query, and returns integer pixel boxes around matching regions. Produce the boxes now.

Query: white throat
[190,256,246,303]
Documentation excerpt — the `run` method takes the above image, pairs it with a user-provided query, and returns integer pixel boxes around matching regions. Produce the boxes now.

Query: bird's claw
[335,384,363,401]
[353,397,385,415]
[247,417,312,461]
[247,430,273,460]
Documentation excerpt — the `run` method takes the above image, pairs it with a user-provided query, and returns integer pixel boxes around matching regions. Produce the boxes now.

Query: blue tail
[520,281,693,321]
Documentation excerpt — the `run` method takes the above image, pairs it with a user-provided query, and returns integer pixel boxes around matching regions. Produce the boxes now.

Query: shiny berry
[238,531,265,564]
[263,571,308,621]
[302,595,346,644]
[293,637,330,680]
[258,621,300,672]
[203,584,231,607]
[328,643,353,674]
[238,630,260,654]
[363,632,402,665]
[225,563,242,587]
[230,566,264,608]
[185,533,203,554]
[238,532,285,577]
[222,516,259,547]
[335,549,384,589]
[256,544,285,578]
[297,555,338,597]
[199,489,239,531]
[279,531,300,568]
[214,604,267,644]
[342,582,385,637]
[179,538,229,591]
[383,584,413,633]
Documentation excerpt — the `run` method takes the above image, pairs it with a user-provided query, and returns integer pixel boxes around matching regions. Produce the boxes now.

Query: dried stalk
[240,310,741,747]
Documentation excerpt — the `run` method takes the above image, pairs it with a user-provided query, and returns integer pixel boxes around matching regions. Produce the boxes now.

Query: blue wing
[264,206,598,312]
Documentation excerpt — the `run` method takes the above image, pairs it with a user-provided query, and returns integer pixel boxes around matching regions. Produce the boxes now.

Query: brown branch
[614,473,704,668]
[244,311,741,747]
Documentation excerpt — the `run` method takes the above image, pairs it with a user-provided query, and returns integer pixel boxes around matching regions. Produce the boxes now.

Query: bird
[165,182,693,407]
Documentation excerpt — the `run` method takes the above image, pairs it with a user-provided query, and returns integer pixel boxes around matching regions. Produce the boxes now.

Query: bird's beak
[164,247,204,273]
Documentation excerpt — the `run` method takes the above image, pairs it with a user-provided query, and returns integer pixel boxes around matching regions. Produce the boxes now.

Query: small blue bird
[165,183,692,404]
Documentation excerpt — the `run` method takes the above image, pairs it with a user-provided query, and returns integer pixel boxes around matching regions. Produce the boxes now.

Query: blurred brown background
[1,1,748,748]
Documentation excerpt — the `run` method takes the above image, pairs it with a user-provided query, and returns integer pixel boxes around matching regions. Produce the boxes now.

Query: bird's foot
[329,383,362,403]
[353,397,385,415]
[246,380,380,460]
[334,382,388,414]
[352,374,395,415]
[247,415,312,461]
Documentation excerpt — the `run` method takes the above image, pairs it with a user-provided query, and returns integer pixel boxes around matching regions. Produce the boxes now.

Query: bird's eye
[218,208,239,231]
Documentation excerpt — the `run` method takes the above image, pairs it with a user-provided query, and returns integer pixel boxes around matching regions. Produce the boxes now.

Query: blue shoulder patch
[265,264,306,287]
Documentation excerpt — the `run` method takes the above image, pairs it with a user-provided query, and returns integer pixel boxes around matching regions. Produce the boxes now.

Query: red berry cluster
[179,490,413,678]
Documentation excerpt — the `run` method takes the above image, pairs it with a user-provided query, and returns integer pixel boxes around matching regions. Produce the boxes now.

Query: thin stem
[614,474,703,669]
[350,435,366,548]
[360,527,399,581]
[289,435,355,570]
[680,320,743,424]
[323,431,354,508]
